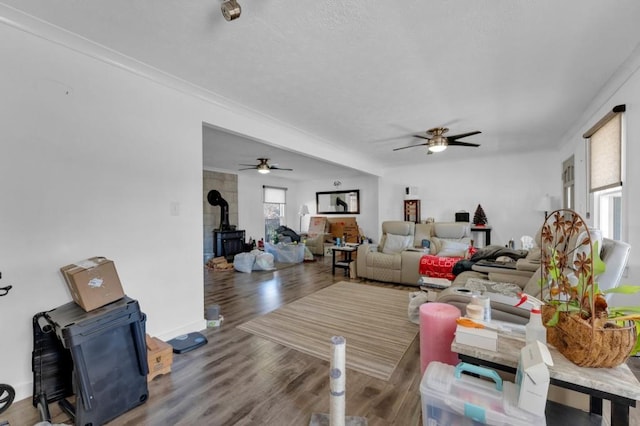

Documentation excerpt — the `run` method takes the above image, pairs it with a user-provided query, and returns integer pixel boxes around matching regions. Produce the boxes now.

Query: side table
[470,225,492,246]
[331,245,358,276]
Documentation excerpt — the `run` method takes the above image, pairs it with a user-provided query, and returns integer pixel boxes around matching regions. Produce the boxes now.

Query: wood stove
[214,230,246,260]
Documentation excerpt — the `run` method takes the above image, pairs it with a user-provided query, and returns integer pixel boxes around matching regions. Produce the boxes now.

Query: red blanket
[419,255,463,281]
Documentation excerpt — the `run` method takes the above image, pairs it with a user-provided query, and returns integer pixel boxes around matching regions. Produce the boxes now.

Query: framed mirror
[316,190,360,214]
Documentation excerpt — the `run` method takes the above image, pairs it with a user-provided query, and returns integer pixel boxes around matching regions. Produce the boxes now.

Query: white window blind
[263,186,287,203]
[584,105,624,193]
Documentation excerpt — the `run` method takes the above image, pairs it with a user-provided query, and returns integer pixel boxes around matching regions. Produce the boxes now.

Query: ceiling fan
[393,127,481,154]
[239,158,293,174]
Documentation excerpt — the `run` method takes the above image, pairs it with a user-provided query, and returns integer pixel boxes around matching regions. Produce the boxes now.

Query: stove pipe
[207,190,231,231]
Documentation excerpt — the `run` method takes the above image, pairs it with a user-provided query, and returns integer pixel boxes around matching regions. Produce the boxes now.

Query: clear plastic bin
[420,361,545,426]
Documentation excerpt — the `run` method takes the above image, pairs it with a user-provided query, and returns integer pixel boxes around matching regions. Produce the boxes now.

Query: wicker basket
[539,209,637,368]
[542,305,636,368]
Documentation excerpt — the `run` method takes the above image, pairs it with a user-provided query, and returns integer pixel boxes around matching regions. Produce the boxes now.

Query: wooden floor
[3,258,424,426]
[6,257,640,425]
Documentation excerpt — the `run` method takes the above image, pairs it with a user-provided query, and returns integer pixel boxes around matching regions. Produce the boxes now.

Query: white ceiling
[5,1,640,180]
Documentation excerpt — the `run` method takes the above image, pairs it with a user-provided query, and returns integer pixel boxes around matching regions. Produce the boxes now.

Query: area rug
[237,281,418,380]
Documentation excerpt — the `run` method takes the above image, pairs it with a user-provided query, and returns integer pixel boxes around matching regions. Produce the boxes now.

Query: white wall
[379,150,559,246]
[0,21,206,400]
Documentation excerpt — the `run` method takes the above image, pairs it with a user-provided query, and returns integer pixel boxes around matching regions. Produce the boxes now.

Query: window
[263,185,287,241]
[583,104,625,240]
[595,188,622,240]
[562,156,574,210]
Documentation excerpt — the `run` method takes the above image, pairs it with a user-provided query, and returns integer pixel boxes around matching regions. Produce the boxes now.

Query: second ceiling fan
[239,158,293,174]
[393,127,481,154]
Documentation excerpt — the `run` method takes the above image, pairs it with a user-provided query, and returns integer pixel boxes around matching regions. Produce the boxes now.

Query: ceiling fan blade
[239,163,259,167]
[447,131,481,141]
[393,142,429,151]
[447,141,480,147]
[270,166,293,171]
[413,134,432,140]
[238,167,257,171]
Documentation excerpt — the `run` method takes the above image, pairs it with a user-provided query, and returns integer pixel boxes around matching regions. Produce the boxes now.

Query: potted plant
[539,209,640,367]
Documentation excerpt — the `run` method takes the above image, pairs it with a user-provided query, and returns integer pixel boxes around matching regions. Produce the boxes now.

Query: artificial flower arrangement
[539,209,640,367]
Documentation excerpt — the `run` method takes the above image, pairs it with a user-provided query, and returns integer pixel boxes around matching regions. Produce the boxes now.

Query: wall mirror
[316,190,360,214]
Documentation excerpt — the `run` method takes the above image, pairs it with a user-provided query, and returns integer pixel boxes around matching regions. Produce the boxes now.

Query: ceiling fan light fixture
[221,0,241,21]
[257,164,270,174]
[428,134,447,152]
[428,144,447,153]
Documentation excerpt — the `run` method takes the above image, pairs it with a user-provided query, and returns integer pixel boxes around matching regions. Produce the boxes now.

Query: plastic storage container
[420,362,545,426]
[43,296,149,426]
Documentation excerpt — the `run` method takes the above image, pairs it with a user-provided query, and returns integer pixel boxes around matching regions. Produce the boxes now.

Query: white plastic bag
[408,291,429,324]
[254,252,275,270]
[233,252,255,273]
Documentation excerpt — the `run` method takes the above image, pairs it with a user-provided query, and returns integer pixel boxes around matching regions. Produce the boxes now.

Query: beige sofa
[300,216,332,255]
[356,221,471,286]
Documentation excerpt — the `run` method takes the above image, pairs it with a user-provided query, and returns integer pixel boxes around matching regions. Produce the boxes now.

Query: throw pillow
[437,240,469,257]
[382,233,413,254]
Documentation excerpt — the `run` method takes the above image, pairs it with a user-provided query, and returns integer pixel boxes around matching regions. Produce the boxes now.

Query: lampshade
[299,204,310,216]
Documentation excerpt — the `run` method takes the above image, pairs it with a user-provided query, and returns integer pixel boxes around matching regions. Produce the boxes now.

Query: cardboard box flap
[516,341,552,416]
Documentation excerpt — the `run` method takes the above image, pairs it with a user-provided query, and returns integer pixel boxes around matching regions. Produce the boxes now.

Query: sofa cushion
[434,222,470,239]
[382,233,413,254]
[437,240,469,257]
[430,237,471,256]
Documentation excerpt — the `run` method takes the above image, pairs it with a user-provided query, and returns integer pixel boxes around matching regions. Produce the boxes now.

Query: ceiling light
[257,164,270,174]
[221,0,241,21]
[428,135,447,153]
[428,144,447,153]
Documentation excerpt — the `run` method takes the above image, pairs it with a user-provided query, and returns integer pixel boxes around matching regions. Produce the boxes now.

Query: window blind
[263,185,287,203]
[584,105,624,193]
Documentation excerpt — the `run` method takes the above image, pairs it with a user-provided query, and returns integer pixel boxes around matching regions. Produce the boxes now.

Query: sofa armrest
[400,250,427,286]
[356,243,370,276]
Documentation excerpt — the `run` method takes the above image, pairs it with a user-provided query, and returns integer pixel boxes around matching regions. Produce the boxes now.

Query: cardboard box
[515,341,554,416]
[328,217,359,243]
[60,257,125,312]
[146,334,173,382]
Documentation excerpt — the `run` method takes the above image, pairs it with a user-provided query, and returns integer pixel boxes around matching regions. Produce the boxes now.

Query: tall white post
[329,336,346,426]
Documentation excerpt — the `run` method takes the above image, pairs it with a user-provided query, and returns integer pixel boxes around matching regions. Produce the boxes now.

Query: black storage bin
[43,296,149,425]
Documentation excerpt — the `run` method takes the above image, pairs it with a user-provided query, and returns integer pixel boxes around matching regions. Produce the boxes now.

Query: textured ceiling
[4,1,640,180]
